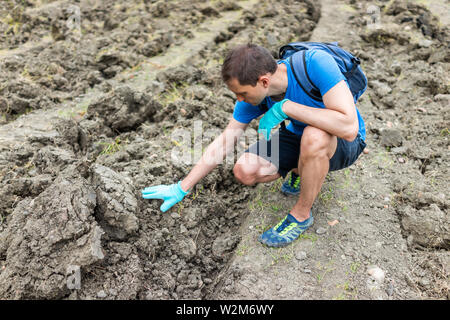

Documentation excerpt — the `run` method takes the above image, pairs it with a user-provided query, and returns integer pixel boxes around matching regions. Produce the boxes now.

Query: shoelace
[274,216,293,233]
[279,222,298,236]
[293,176,300,188]
[288,173,300,188]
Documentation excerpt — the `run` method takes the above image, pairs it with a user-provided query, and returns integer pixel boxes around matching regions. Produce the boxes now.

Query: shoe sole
[281,189,300,196]
[280,186,300,196]
[258,237,289,248]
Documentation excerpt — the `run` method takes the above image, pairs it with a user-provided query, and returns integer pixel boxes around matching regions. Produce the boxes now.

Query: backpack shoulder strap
[289,51,322,102]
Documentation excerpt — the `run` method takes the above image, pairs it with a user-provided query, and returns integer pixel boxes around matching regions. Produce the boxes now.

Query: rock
[398,204,449,248]
[0,167,104,299]
[177,237,197,260]
[428,48,450,64]
[212,234,240,258]
[295,250,307,261]
[97,290,107,298]
[185,86,209,101]
[419,278,430,287]
[91,164,139,240]
[380,128,403,147]
[87,85,161,131]
[367,266,387,300]
[156,65,204,86]
[370,80,392,97]
[418,39,433,48]
[315,227,328,235]
[367,266,385,283]
[361,27,409,48]
[391,146,407,155]
[434,94,450,103]
[386,280,394,297]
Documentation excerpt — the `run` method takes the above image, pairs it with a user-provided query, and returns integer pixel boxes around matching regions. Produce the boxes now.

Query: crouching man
[142,43,367,247]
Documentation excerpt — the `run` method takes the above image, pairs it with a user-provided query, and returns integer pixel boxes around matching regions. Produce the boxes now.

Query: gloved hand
[258,99,289,140]
[142,181,189,212]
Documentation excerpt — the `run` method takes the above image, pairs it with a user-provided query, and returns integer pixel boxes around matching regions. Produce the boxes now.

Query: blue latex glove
[142,181,189,212]
[258,99,289,140]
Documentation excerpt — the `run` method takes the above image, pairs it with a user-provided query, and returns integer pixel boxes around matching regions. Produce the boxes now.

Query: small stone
[97,290,107,298]
[386,280,394,296]
[418,39,433,48]
[434,94,450,102]
[417,107,426,113]
[109,288,118,296]
[380,128,403,148]
[170,212,180,219]
[327,219,339,226]
[315,227,328,235]
[303,268,311,274]
[419,278,430,287]
[295,250,307,261]
[391,146,407,154]
[371,80,392,97]
[367,266,385,283]
[398,157,405,163]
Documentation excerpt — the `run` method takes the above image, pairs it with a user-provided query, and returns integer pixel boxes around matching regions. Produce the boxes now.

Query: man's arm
[180,117,248,191]
[282,80,359,141]
[143,117,248,212]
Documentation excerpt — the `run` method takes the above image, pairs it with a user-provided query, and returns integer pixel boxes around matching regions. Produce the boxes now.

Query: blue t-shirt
[232,50,366,141]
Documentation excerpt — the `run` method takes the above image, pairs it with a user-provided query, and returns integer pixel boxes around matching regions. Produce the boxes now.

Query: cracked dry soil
[0,0,448,300]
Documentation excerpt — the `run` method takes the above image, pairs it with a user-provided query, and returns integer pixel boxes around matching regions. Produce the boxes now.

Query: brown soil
[0,0,448,300]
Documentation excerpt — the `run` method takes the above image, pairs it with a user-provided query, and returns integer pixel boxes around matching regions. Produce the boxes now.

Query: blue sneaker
[281,172,300,196]
[258,212,314,248]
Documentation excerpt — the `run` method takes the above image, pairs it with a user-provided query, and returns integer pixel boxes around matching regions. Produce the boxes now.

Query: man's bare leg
[233,152,281,185]
[289,126,337,222]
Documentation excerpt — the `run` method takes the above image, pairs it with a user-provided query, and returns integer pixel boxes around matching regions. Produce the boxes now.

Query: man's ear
[259,74,270,88]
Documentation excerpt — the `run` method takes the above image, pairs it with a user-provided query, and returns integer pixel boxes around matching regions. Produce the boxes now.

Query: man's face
[226,76,269,106]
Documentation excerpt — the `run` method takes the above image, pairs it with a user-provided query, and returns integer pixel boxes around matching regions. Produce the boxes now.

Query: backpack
[278,41,367,102]
[257,41,367,131]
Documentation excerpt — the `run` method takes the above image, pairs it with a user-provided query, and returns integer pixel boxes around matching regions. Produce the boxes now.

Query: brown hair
[221,43,277,86]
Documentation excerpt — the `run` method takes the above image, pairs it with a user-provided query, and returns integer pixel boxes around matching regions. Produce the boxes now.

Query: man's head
[222,44,277,106]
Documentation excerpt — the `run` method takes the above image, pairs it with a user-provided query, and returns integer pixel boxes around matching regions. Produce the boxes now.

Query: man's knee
[233,163,257,186]
[301,126,336,160]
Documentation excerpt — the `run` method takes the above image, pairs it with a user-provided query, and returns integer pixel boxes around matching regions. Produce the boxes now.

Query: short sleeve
[232,101,264,124]
[306,50,346,96]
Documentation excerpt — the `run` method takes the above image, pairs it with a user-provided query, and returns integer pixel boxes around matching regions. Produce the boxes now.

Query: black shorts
[245,126,367,178]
